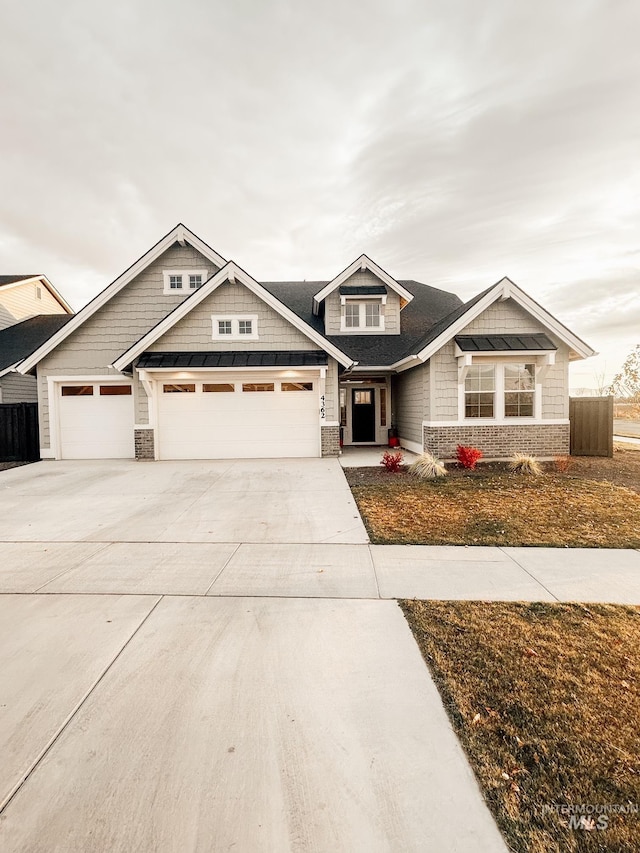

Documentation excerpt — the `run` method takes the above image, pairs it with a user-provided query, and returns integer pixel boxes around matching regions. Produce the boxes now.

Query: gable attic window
[163,270,208,295]
[340,299,385,331]
[211,315,259,341]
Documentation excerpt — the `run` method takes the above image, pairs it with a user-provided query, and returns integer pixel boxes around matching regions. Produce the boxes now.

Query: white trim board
[111,262,355,371]
[313,254,413,314]
[18,224,227,375]
[401,278,595,369]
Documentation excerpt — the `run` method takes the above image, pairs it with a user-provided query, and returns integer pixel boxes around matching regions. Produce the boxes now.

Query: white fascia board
[312,254,413,314]
[112,262,355,371]
[137,365,324,373]
[348,365,395,373]
[393,278,595,370]
[0,361,23,379]
[17,224,227,375]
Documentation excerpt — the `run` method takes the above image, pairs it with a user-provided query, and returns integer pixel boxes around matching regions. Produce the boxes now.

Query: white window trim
[457,361,542,423]
[163,270,208,295]
[339,298,386,332]
[211,314,259,341]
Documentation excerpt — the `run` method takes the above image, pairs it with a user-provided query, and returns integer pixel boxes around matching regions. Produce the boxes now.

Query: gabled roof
[112,262,355,372]
[312,255,414,314]
[0,314,74,376]
[393,277,595,370]
[0,274,73,314]
[17,224,226,375]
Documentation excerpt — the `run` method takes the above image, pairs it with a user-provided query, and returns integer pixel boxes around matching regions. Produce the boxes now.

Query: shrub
[380,450,404,472]
[456,445,483,470]
[509,453,542,476]
[409,451,448,479]
[554,455,572,473]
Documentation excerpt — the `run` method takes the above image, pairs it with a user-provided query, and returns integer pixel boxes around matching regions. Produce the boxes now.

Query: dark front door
[352,388,376,442]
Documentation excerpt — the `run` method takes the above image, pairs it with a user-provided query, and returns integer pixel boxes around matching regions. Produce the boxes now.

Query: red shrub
[380,450,404,472]
[456,444,483,470]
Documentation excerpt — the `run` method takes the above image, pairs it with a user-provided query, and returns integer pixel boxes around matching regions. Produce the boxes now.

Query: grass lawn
[346,467,640,547]
[401,600,640,853]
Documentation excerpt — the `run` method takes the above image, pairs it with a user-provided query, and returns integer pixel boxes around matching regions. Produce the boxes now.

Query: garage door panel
[58,384,134,459]
[157,376,320,459]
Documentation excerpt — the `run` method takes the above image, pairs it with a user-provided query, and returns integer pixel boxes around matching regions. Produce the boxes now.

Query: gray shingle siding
[0,373,38,403]
[37,243,219,449]
[393,364,428,444]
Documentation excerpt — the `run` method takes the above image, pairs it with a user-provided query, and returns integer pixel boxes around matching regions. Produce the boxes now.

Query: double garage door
[57,375,320,459]
[156,377,320,459]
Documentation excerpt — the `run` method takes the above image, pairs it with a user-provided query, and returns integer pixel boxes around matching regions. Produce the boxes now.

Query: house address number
[320,394,326,419]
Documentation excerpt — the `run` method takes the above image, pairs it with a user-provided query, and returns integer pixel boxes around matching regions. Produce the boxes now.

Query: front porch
[339,375,392,447]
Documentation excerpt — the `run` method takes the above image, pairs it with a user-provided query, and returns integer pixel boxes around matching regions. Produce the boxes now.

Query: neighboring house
[18,224,595,461]
[0,276,73,403]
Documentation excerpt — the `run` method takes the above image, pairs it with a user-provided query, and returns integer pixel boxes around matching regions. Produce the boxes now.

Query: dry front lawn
[401,601,640,853]
[348,472,640,548]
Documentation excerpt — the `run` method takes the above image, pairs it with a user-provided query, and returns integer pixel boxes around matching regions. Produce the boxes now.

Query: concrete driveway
[0,459,368,544]
[0,460,510,851]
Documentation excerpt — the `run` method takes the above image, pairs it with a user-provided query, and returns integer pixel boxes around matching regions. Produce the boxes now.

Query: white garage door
[58,382,135,459]
[157,376,320,459]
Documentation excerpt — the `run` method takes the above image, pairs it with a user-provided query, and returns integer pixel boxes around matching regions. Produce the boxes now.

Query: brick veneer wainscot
[134,428,155,459]
[321,425,341,457]
[423,423,570,459]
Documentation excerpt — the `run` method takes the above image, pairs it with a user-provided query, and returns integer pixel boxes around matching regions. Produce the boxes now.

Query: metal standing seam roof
[338,284,387,296]
[454,334,557,352]
[135,350,329,369]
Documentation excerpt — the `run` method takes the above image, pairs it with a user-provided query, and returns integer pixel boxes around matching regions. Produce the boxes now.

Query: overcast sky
[2,0,639,388]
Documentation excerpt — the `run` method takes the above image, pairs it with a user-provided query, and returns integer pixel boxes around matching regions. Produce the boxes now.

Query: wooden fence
[0,403,40,462]
[569,396,613,457]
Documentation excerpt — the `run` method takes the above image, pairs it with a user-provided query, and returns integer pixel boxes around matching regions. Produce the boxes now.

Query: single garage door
[157,376,320,459]
[58,382,135,459]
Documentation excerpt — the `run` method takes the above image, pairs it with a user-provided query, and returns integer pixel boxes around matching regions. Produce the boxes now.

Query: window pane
[345,303,360,327]
[238,320,253,335]
[505,392,534,417]
[163,384,195,393]
[465,365,495,393]
[340,388,347,426]
[465,391,494,418]
[189,274,202,289]
[365,303,380,327]
[281,382,313,391]
[380,387,387,426]
[217,320,232,335]
[242,383,274,392]
[203,383,234,393]
[169,275,182,289]
[354,390,372,405]
[505,363,535,391]
[61,385,93,396]
[100,385,132,396]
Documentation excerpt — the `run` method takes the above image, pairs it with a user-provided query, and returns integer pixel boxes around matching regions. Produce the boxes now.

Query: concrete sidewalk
[2,541,639,603]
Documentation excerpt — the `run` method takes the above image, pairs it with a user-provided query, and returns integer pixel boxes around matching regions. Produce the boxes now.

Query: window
[211,315,259,340]
[504,363,535,417]
[464,366,495,418]
[242,383,274,392]
[163,270,207,295]
[380,387,387,426]
[345,303,360,328]
[203,383,234,393]
[281,382,313,391]
[354,390,372,405]
[341,300,384,331]
[340,388,347,426]
[100,385,132,396]
[61,385,93,396]
[163,384,195,393]
[365,303,380,328]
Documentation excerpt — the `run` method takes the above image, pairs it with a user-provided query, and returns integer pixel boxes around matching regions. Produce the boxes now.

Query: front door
[352,388,376,442]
